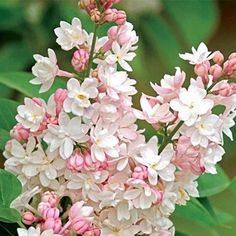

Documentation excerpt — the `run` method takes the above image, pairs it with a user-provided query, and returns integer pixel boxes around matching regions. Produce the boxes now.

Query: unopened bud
[22,212,36,225]
[72,49,89,72]
[213,50,224,65]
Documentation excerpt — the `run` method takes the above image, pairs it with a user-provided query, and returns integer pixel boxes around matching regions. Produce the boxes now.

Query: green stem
[17,221,26,229]
[158,121,184,154]
[85,24,100,78]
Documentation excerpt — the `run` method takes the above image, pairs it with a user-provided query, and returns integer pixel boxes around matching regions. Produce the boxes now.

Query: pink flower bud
[216,83,232,96]
[209,64,223,82]
[43,218,62,234]
[114,10,126,25]
[194,61,210,77]
[229,52,236,60]
[69,201,85,220]
[54,88,68,115]
[41,191,58,208]
[38,202,51,215]
[103,9,116,22]
[223,56,236,78]
[22,212,36,225]
[101,0,121,9]
[71,217,90,234]
[66,150,84,172]
[90,8,101,23]
[132,165,148,180]
[72,49,89,72]
[213,50,224,65]
[84,227,101,236]
[41,207,60,220]
[10,124,30,142]
[80,0,96,11]
[153,189,163,203]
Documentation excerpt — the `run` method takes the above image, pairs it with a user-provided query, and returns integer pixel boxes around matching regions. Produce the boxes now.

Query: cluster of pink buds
[79,0,125,24]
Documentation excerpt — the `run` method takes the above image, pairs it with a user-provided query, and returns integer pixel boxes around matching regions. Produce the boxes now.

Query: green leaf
[0,41,33,72]
[0,207,21,223]
[0,169,22,207]
[0,98,19,131]
[229,177,236,197]
[175,232,189,236]
[174,198,217,230]
[162,0,219,47]
[197,166,230,197]
[0,128,11,150]
[0,5,22,30]
[141,14,182,69]
[0,72,66,100]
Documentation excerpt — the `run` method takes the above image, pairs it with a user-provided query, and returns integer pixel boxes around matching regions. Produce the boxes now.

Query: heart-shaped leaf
[0,98,19,131]
[0,207,21,223]
[0,128,11,150]
[0,169,22,207]
[197,165,230,197]
[0,72,66,100]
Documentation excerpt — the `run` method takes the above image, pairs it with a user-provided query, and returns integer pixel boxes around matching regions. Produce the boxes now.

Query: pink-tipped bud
[153,189,163,203]
[101,0,121,9]
[41,207,60,220]
[194,61,210,77]
[103,9,117,22]
[132,165,148,180]
[84,227,101,236]
[22,212,36,225]
[10,124,30,142]
[41,191,58,208]
[90,8,101,23]
[38,202,51,215]
[43,218,62,234]
[213,51,224,65]
[223,55,236,78]
[71,217,90,234]
[72,49,89,72]
[114,10,126,25]
[215,83,232,97]
[69,201,85,220]
[209,64,223,82]
[80,0,96,11]
[66,150,84,172]
[54,88,68,115]
[229,52,236,60]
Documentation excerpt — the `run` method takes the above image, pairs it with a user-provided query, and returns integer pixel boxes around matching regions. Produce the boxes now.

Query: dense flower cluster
[4,1,236,236]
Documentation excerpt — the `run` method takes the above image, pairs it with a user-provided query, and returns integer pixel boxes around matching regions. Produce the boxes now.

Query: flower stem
[17,221,26,229]
[85,24,100,78]
[158,121,184,154]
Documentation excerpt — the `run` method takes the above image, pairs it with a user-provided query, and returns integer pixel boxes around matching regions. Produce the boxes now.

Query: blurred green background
[0,0,236,235]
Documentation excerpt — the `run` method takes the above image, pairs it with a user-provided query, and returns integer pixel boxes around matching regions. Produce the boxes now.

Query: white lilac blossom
[63,77,98,116]
[170,84,214,126]
[54,17,87,50]
[135,137,176,185]
[31,49,59,93]
[105,41,136,71]
[16,98,45,132]
[17,227,60,236]
[179,42,215,65]
[3,2,236,236]
[44,112,89,159]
